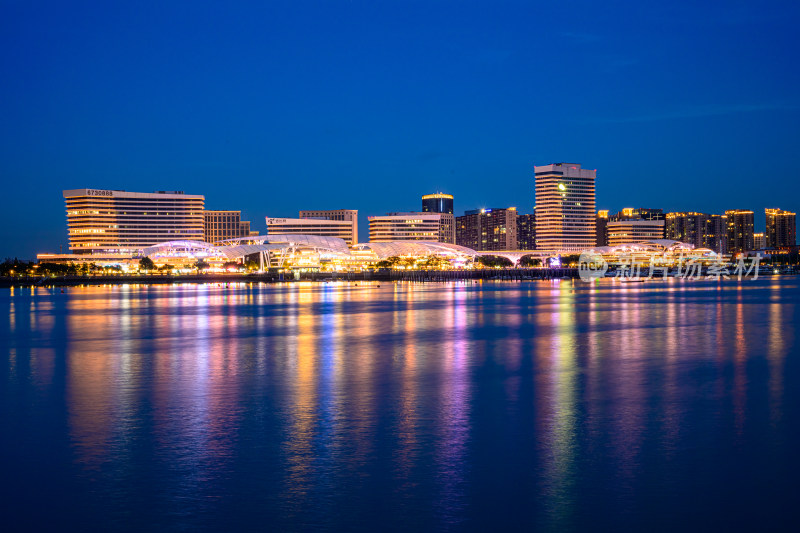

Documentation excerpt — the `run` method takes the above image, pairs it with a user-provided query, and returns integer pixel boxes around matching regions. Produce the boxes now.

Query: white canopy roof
[221,234,351,255]
[353,241,477,259]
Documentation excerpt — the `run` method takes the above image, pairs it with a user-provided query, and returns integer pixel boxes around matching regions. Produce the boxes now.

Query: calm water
[2,279,799,531]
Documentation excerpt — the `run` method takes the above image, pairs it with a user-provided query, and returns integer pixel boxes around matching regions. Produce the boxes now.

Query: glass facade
[421,193,454,215]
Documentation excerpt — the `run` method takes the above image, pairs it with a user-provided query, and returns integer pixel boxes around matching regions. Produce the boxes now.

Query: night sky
[2,0,799,258]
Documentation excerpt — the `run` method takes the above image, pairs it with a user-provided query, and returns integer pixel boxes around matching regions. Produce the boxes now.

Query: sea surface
[2,278,799,532]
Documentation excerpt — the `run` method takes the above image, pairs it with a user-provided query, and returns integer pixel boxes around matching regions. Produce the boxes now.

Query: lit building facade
[707,215,728,254]
[456,208,518,251]
[517,212,536,250]
[765,208,796,248]
[266,216,357,245]
[609,208,665,236]
[607,219,666,246]
[666,212,704,246]
[63,188,204,254]
[368,213,445,242]
[725,210,755,253]
[421,193,454,214]
[299,209,358,244]
[630,208,664,221]
[203,210,256,244]
[534,163,596,252]
[753,233,766,250]
[666,212,728,254]
[421,194,455,243]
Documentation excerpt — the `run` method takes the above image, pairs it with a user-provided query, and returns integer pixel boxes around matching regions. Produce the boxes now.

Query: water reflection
[1,278,798,530]
[536,284,578,529]
[433,285,471,527]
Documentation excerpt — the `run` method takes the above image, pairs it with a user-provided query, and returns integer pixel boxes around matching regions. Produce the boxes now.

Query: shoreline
[0,268,580,288]
[2,269,795,288]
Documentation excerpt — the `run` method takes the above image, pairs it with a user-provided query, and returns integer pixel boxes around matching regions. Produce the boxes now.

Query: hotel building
[753,233,766,250]
[517,212,536,250]
[299,209,358,244]
[63,188,204,254]
[368,212,444,242]
[421,193,455,243]
[765,208,797,248]
[266,214,358,246]
[368,213,447,242]
[606,219,666,246]
[455,207,518,251]
[203,210,256,244]
[534,163,596,252]
[725,210,755,253]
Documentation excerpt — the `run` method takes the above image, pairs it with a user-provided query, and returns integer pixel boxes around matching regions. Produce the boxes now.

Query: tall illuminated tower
[725,209,755,253]
[765,208,796,248]
[534,163,596,252]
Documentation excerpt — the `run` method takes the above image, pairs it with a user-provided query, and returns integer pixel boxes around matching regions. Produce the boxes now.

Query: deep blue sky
[2,0,799,257]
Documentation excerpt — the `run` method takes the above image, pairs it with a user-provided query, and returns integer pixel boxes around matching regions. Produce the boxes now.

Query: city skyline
[7,164,800,258]
[50,184,795,260]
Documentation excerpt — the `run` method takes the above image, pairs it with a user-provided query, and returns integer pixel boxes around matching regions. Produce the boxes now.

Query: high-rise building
[266,215,358,245]
[707,214,728,254]
[455,212,480,250]
[63,188,204,254]
[298,209,358,244]
[455,208,517,251]
[421,194,455,243]
[765,208,796,248]
[517,212,536,250]
[421,193,454,214]
[666,212,728,254]
[753,233,766,250]
[203,210,256,244]
[607,219,665,246]
[534,163,596,252]
[432,213,455,244]
[596,210,609,246]
[725,210,755,253]
[666,212,710,247]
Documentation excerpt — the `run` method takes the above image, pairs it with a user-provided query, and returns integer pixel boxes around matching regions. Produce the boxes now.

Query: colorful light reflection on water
[2,279,799,531]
